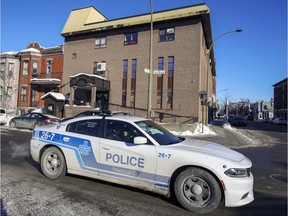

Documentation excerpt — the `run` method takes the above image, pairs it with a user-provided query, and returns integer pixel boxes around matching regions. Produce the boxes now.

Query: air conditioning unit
[97,62,106,71]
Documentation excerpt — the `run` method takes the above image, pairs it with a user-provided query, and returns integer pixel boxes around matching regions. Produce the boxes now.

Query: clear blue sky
[1,0,287,103]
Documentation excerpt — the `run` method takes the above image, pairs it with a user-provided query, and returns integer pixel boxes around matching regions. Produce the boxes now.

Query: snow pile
[194,123,217,136]
[171,123,216,137]
[223,123,255,144]
[171,130,194,136]
[223,123,234,130]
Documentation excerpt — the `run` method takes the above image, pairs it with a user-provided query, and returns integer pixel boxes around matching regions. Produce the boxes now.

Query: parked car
[272,118,287,125]
[228,115,235,124]
[263,117,272,123]
[31,115,254,213]
[9,113,61,129]
[0,108,7,125]
[232,116,247,127]
[61,110,130,122]
[246,115,254,121]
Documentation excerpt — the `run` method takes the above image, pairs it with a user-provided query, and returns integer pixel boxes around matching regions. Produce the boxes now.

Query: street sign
[153,70,165,75]
[144,68,150,74]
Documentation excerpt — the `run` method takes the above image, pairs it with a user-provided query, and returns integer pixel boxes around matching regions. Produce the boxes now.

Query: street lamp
[147,0,153,119]
[205,29,242,125]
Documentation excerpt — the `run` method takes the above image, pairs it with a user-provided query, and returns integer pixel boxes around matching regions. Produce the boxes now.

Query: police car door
[99,119,157,188]
[63,119,102,175]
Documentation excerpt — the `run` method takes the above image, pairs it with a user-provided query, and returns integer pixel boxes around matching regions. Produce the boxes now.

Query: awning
[30,78,61,86]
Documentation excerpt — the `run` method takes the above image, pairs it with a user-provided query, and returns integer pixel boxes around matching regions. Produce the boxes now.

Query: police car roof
[105,115,146,122]
[64,114,146,123]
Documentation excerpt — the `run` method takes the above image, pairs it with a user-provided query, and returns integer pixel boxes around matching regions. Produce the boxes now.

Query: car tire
[10,120,16,128]
[174,167,222,214]
[41,147,67,179]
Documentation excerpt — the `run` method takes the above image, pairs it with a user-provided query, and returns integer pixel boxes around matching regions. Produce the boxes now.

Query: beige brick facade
[62,5,216,123]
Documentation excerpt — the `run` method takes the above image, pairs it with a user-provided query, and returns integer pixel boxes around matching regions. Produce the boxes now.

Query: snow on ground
[223,122,255,144]
[171,123,217,137]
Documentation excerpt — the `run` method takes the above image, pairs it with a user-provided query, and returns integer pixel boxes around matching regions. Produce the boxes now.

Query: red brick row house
[17,42,64,117]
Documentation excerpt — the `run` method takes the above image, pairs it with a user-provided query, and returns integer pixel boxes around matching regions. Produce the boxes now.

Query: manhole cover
[270,174,287,184]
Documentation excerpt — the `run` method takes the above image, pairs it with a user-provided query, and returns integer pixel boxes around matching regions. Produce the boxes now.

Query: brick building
[273,78,287,119]
[0,51,20,113]
[61,4,216,123]
[17,42,64,115]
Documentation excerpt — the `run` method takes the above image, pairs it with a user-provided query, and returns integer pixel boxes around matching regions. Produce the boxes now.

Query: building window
[95,37,107,48]
[8,63,14,76]
[156,57,164,109]
[31,89,36,102]
[7,87,12,101]
[131,59,137,78]
[32,60,38,75]
[159,28,175,41]
[0,86,3,101]
[46,60,53,74]
[22,60,28,76]
[130,90,135,108]
[167,56,174,109]
[130,59,137,107]
[0,62,5,72]
[72,53,77,59]
[124,33,138,45]
[93,62,106,78]
[20,86,27,102]
[122,60,128,106]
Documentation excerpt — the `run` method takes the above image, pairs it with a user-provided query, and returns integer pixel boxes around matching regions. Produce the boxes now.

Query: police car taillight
[45,118,51,123]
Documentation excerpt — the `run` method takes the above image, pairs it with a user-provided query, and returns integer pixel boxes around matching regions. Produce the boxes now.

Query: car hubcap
[192,184,203,195]
[47,153,60,172]
[183,177,211,206]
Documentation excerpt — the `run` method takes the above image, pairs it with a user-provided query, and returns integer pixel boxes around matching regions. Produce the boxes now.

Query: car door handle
[101,146,109,151]
[63,137,70,142]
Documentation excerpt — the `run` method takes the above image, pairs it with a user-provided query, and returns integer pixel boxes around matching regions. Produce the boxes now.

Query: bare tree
[0,61,18,110]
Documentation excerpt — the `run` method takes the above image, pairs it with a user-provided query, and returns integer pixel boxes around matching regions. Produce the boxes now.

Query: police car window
[67,119,100,137]
[30,113,37,118]
[22,113,31,118]
[136,120,184,145]
[105,120,145,143]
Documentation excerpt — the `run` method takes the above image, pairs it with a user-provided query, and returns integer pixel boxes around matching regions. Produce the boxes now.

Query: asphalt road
[1,122,287,216]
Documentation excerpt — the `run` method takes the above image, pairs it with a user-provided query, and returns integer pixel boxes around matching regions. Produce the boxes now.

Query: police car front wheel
[174,167,222,214]
[41,147,67,179]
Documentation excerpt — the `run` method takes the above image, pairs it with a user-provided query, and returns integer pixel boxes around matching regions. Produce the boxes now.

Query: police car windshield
[135,120,184,145]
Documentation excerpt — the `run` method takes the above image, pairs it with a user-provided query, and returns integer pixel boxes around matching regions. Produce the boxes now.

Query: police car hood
[169,139,244,162]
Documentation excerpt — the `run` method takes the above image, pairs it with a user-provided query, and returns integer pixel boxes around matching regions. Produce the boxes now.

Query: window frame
[32,59,38,75]
[124,32,138,45]
[8,62,14,74]
[0,62,5,72]
[22,60,29,76]
[95,37,107,48]
[7,87,12,101]
[66,119,101,137]
[20,85,27,102]
[104,119,148,143]
[159,28,175,42]
[167,56,174,109]
[46,59,53,74]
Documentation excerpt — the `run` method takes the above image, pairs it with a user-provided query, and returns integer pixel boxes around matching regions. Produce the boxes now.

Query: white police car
[30,115,254,213]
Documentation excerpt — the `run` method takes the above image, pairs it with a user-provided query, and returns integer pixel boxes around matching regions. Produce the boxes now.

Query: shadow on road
[1,199,8,216]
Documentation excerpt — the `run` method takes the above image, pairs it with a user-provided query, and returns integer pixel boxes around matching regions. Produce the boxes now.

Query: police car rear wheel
[10,120,16,128]
[174,167,221,214]
[41,147,67,179]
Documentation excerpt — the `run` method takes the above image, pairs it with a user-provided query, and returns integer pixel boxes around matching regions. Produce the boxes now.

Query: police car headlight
[225,168,250,178]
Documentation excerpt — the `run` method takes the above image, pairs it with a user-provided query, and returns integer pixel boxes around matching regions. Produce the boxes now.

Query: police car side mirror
[134,136,147,145]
